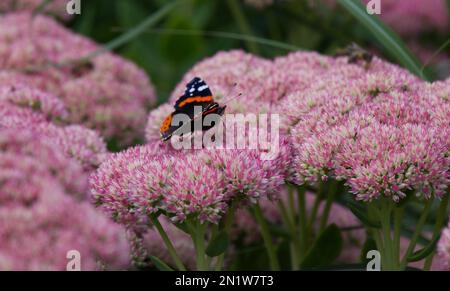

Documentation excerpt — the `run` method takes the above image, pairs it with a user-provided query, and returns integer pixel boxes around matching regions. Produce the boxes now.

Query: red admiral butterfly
[160,77,226,141]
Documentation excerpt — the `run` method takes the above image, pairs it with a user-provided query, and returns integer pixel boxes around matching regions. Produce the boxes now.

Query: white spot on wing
[198,85,209,92]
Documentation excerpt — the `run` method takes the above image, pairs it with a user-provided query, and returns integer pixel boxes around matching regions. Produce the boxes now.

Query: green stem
[278,201,300,270]
[287,186,297,220]
[215,204,236,271]
[150,215,186,271]
[372,228,384,259]
[400,198,433,269]
[393,205,405,268]
[318,180,338,232]
[226,0,259,54]
[193,221,208,271]
[379,199,394,270]
[297,185,308,258]
[368,202,384,260]
[424,193,449,270]
[254,204,280,270]
[206,224,218,268]
[214,254,225,271]
[307,183,323,240]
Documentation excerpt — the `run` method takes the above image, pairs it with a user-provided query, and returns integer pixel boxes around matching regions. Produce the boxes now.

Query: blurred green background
[68,0,450,104]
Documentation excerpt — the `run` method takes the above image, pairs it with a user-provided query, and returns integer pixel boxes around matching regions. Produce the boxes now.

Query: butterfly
[160,77,227,141]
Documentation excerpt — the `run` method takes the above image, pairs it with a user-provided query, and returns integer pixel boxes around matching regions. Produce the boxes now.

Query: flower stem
[424,193,449,270]
[368,202,384,263]
[318,180,338,233]
[278,200,300,270]
[195,221,208,271]
[287,186,297,220]
[150,215,187,271]
[254,204,280,270]
[392,205,405,268]
[297,185,308,258]
[400,198,433,269]
[307,182,323,240]
[379,199,394,270]
[215,204,236,271]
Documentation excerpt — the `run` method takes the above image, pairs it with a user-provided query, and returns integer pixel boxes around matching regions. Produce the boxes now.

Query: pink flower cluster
[0,128,130,270]
[90,139,290,225]
[436,220,450,271]
[275,52,449,202]
[145,50,330,142]
[0,84,108,171]
[365,0,449,36]
[0,12,156,146]
[145,49,449,204]
[0,0,70,20]
[246,1,448,36]
[0,73,128,270]
[321,0,449,36]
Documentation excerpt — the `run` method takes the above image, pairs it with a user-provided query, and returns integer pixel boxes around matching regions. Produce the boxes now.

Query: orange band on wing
[178,96,213,108]
[202,107,218,115]
[160,113,173,133]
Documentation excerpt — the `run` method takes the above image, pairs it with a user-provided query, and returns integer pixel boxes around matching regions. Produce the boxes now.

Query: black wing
[174,77,214,117]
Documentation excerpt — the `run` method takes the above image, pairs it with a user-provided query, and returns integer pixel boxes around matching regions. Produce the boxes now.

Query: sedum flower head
[0,129,130,270]
[0,12,156,146]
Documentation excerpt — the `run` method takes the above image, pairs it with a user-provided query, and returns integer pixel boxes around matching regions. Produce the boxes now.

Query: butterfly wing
[174,77,214,118]
[160,112,177,141]
[161,77,226,141]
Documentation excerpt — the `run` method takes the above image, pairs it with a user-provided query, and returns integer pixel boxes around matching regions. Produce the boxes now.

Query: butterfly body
[160,77,226,141]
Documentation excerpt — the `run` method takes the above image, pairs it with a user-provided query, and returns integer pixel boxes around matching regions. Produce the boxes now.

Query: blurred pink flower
[0,84,108,171]
[322,0,448,36]
[0,129,130,271]
[0,0,71,20]
[0,84,68,121]
[367,0,449,36]
[0,12,156,146]
[435,220,450,271]
[0,128,88,199]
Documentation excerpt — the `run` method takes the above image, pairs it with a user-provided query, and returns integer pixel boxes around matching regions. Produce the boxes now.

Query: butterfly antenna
[221,92,243,106]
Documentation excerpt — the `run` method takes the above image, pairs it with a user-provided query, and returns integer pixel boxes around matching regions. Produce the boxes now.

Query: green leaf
[149,256,174,271]
[347,202,381,228]
[78,0,181,61]
[226,0,259,54]
[360,237,377,263]
[173,221,190,234]
[300,224,343,268]
[143,28,300,51]
[408,234,441,262]
[337,0,428,80]
[205,231,229,257]
[448,0,450,21]
[267,222,291,239]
